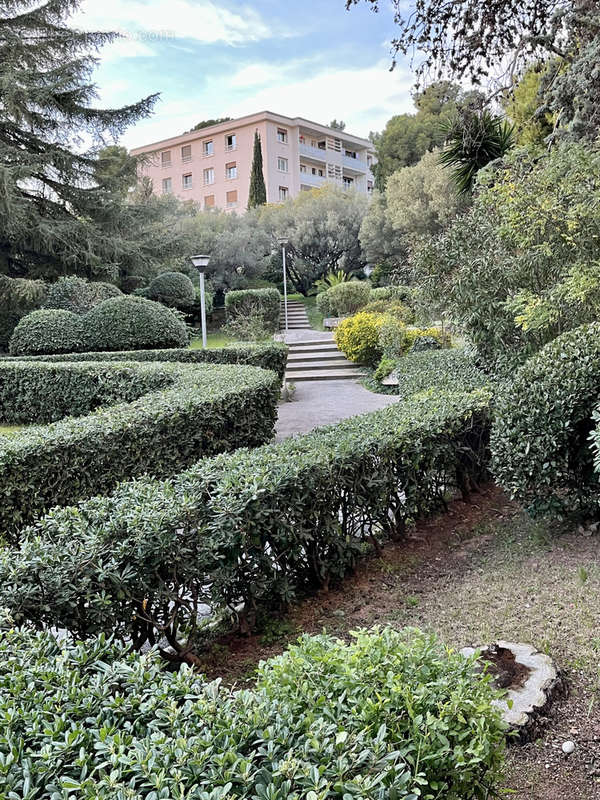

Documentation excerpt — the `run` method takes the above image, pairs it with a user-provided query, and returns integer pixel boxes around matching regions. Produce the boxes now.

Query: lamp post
[278,236,289,331]
[363,264,373,279]
[189,254,210,349]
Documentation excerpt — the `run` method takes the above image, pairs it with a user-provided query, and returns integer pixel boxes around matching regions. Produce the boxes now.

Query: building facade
[131,111,376,211]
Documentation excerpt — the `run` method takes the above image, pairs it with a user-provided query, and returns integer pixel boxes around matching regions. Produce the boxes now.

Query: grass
[0,424,24,436]
[189,332,235,349]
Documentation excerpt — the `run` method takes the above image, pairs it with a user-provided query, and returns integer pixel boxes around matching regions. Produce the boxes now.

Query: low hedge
[6,341,288,382]
[0,626,505,799]
[0,388,491,653]
[225,288,281,332]
[0,360,280,538]
[374,349,491,400]
[491,321,600,517]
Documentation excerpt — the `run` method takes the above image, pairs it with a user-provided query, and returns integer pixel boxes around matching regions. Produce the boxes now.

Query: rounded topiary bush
[491,321,600,516]
[145,271,196,309]
[84,296,190,352]
[9,309,85,356]
[317,281,370,317]
[44,276,121,315]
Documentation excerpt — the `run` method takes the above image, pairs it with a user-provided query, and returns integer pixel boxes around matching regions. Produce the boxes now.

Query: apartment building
[131,111,376,211]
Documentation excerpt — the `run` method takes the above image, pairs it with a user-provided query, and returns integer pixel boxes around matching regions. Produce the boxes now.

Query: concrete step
[285,369,363,382]
[287,342,337,351]
[287,350,345,362]
[285,325,312,330]
[286,360,357,371]
[280,314,309,320]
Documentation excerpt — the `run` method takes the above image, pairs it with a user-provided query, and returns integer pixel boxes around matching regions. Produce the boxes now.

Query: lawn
[286,293,325,330]
[0,424,24,436]
[189,332,235,349]
[196,485,600,800]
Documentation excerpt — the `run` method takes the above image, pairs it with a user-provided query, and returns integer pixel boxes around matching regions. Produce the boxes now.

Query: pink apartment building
[131,110,376,211]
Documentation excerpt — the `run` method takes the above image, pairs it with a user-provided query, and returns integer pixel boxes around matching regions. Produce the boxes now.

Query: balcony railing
[299,142,327,160]
[342,154,367,171]
[300,171,326,186]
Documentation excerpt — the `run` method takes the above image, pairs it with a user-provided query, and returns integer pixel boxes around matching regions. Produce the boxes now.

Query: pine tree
[0,0,158,279]
[247,131,267,208]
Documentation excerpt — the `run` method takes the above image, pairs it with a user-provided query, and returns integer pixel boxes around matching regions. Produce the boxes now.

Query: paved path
[276,378,400,439]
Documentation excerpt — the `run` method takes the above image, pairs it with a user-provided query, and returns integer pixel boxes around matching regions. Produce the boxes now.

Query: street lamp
[189,253,210,349]
[278,236,289,332]
[363,264,373,279]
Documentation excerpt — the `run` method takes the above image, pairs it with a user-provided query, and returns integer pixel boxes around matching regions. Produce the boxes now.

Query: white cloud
[73,0,280,46]
[118,59,415,148]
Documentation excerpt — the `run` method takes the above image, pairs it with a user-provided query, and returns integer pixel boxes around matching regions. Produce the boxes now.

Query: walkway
[275,328,400,439]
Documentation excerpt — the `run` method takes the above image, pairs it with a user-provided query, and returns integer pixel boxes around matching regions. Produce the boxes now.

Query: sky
[71,0,418,149]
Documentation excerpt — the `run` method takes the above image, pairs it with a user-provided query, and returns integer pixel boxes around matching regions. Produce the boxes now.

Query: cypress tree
[0,0,158,279]
[247,130,267,208]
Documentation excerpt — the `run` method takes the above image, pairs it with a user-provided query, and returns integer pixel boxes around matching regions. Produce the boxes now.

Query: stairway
[279,300,311,331]
[284,338,364,382]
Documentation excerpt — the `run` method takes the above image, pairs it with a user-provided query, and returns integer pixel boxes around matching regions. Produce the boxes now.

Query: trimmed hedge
[491,322,600,517]
[44,276,122,314]
[0,360,280,538]
[0,388,491,652]
[9,296,189,356]
[0,626,505,800]
[6,341,289,382]
[225,288,280,332]
[316,281,370,317]
[142,270,196,308]
[375,349,490,400]
[9,309,86,356]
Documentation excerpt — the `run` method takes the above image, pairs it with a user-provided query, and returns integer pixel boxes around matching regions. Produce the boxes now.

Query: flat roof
[130,110,374,154]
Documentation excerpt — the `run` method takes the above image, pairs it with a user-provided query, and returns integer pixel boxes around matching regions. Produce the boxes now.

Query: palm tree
[439,109,515,194]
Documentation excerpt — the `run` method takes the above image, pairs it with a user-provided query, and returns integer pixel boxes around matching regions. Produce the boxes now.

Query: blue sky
[72,0,417,149]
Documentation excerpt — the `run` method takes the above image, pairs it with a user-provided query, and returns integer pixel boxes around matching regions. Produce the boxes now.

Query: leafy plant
[141,270,196,309]
[9,309,86,355]
[335,311,386,364]
[44,276,122,315]
[316,281,370,317]
[225,288,281,333]
[313,269,354,294]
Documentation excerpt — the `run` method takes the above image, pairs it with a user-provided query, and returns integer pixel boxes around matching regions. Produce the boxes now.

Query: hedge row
[378,349,490,401]
[0,360,280,538]
[6,341,288,382]
[0,388,491,654]
[491,322,600,517]
[225,288,281,332]
[0,626,505,800]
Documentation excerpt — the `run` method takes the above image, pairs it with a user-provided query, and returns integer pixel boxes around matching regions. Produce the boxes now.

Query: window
[203,139,214,156]
[203,167,214,185]
[226,161,237,179]
[300,164,307,173]
[161,177,172,194]
[277,157,288,172]
[343,176,354,189]
[345,149,357,159]
[226,190,238,207]
[181,144,192,162]
[204,194,215,209]
[277,128,288,143]
[225,133,236,151]
[161,150,171,167]
[311,167,324,177]
[278,186,289,201]
[182,173,193,190]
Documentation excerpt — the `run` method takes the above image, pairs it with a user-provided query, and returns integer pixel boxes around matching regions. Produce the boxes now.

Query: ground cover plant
[0,387,491,658]
[0,625,505,800]
[0,359,280,538]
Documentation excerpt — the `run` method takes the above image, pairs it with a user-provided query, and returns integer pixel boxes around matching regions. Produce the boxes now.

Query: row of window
[160,129,291,168]
[161,156,291,195]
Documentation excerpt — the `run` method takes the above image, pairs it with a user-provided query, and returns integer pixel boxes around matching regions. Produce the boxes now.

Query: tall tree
[0,0,157,279]
[247,131,267,209]
[329,119,346,130]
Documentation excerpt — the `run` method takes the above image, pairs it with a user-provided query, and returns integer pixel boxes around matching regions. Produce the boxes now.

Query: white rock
[562,741,576,755]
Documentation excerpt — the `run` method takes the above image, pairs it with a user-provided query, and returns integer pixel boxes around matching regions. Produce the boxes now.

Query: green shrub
[0,626,505,800]
[7,341,289,382]
[491,322,600,517]
[44,276,121,315]
[335,311,386,365]
[379,319,450,358]
[0,389,491,649]
[144,270,196,309]
[85,296,190,351]
[0,360,280,538]
[316,281,370,317]
[225,288,280,332]
[0,275,47,350]
[363,298,415,323]
[369,285,413,304]
[411,334,442,352]
[373,355,396,381]
[377,349,490,401]
[9,309,85,355]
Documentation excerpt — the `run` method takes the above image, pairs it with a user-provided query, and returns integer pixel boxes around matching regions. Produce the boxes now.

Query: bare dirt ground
[197,486,600,800]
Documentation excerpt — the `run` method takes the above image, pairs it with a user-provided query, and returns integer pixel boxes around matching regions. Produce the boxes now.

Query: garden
[2,0,600,798]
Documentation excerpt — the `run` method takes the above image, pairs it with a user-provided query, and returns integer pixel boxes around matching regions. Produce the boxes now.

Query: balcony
[299,142,327,161]
[300,171,326,187]
[342,154,367,172]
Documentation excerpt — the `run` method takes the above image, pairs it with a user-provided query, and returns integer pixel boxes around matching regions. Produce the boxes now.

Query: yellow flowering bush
[335,311,387,365]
